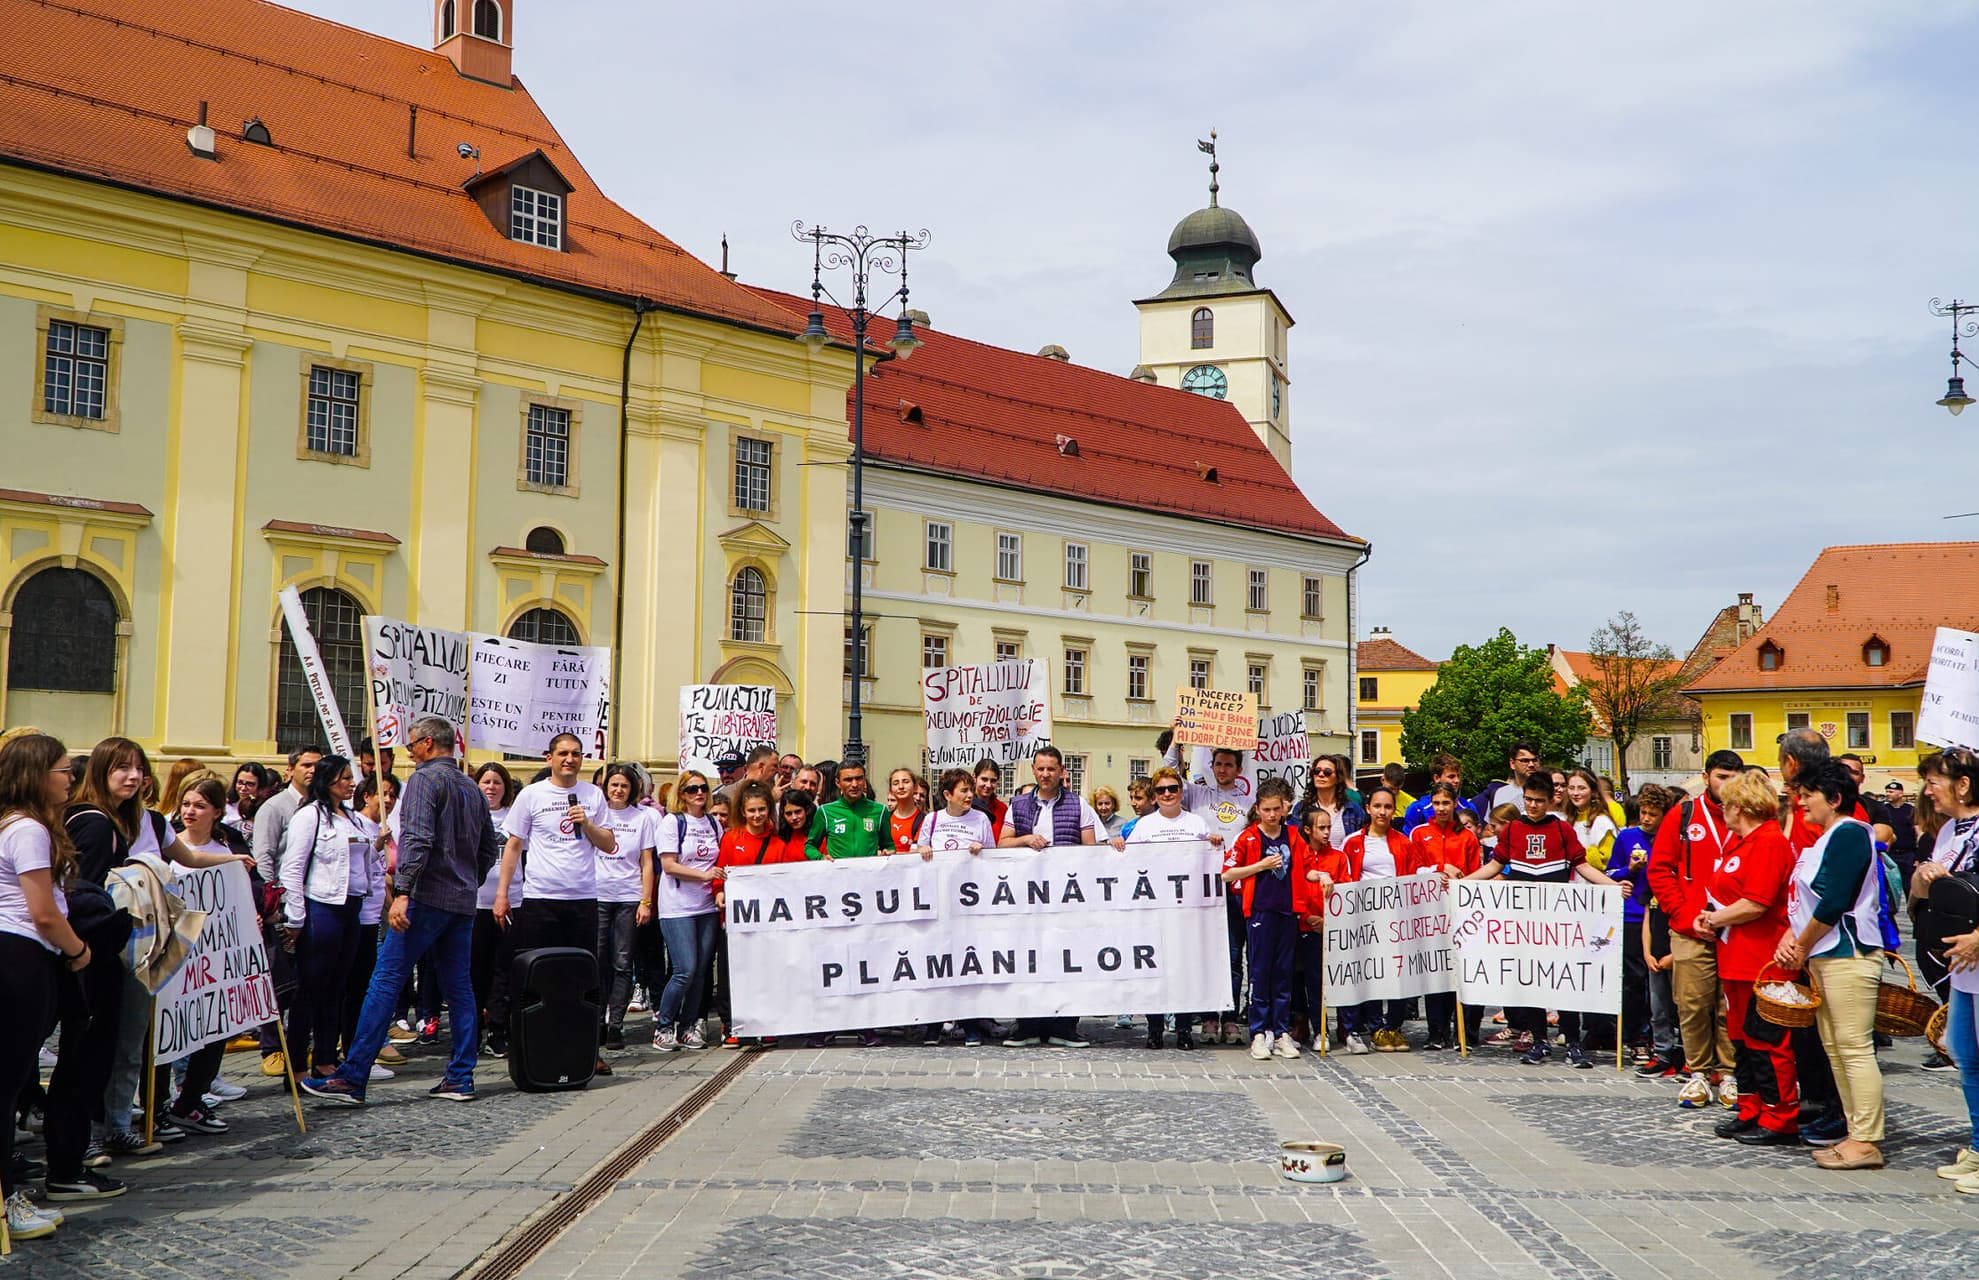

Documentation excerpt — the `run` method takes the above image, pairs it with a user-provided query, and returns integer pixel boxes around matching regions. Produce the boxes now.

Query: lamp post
[793,221,929,768]
[1930,297,1978,415]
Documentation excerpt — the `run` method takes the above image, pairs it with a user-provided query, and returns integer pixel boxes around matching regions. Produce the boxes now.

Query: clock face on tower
[1181,364,1227,399]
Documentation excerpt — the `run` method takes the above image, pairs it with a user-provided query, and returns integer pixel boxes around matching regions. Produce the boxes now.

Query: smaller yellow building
[1685,542,1979,789]
[1354,628,1439,769]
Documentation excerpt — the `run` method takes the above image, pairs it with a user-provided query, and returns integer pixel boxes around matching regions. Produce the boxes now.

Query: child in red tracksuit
[1296,806,1359,1049]
[1224,778,1322,1061]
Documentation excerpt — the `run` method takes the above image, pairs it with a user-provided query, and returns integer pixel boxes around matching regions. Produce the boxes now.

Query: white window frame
[523,403,571,489]
[733,437,774,514]
[1303,667,1321,712]
[922,633,949,669]
[995,638,1021,663]
[1065,754,1088,797]
[1247,568,1268,613]
[1063,647,1087,696]
[1127,652,1150,701]
[305,364,362,457]
[995,531,1022,582]
[1651,735,1673,770]
[1064,542,1089,592]
[1129,551,1152,599]
[1190,560,1213,607]
[44,319,111,420]
[1247,663,1266,700]
[925,520,953,573]
[510,185,564,250]
[1189,658,1211,691]
[1302,575,1323,620]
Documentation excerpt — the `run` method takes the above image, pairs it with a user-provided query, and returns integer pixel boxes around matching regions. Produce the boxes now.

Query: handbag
[1922,821,1979,958]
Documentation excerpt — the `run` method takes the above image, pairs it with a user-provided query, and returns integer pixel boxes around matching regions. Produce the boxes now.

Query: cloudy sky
[301,1,1979,661]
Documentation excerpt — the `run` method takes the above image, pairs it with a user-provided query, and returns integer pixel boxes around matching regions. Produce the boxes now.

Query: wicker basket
[1876,953,1940,1038]
[1754,964,1821,1029]
[1928,1004,1950,1059]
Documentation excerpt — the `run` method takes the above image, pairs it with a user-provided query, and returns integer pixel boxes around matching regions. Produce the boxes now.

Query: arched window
[524,526,565,556]
[7,567,118,693]
[438,0,455,39]
[274,587,366,753]
[509,607,579,647]
[1190,307,1213,349]
[730,568,767,643]
[472,0,502,39]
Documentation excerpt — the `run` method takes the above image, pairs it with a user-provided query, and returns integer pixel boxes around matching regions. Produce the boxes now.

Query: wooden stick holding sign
[1172,687,1259,750]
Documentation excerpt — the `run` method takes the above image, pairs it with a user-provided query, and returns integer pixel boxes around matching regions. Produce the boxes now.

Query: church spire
[1197,129,1219,208]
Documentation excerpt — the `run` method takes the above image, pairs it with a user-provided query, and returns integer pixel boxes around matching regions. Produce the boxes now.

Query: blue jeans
[1950,988,1979,1150]
[657,913,719,1031]
[291,898,364,1072]
[332,901,477,1093]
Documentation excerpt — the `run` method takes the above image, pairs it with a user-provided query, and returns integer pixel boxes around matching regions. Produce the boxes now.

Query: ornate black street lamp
[1930,297,1978,415]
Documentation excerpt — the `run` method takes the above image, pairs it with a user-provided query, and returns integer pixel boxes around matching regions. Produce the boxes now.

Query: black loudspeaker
[507,947,599,1092]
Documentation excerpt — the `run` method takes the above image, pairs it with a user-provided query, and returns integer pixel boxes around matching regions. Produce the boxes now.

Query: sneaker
[1044,1035,1090,1048]
[964,1033,983,1047]
[1958,1170,1979,1196]
[626,988,648,1014]
[46,1169,127,1201]
[1250,1033,1273,1061]
[653,1026,680,1052]
[1565,1045,1594,1070]
[225,1034,260,1053]
[1002,1036,1042,1047]
[806,1034,832,1048]
[1485,1029,1521,1047]
[260,1052,288,1077]
[377,1045,408,1066]
[1274,1034,1301,1060]
[368,1064,395,1082]
[1717,1076,1739,1109]
[1799,1116,1847,1147]
[484,1032,509,1059]
[1677,1072,1714,1108]
[97,1130,161,1159]
[388,1019,418,1042]
[1519,1043,1550,1066]
[429,1080,476,1102]
[152,1116,186,1143]
[1115,1014,1136,1029]
[205,1077,248,1101]
[683,1025,708,1050]
[593,1057,614,1077]
[1422,1038,1449,1052]
[1635,1055,1681,1079]
[604,1026,626,1052]
[9,1153,45,1183]
[1223,1020,1245,1045]
[1175,1029,1196,1051]
[418,1016,441,1045]
[298,1075,365,1107]
[858,1031,883,1048]
[726,1035,744,1049]
[1938,1148,1979,1180]
[1923,1053,1959,1073]
[4,1189,57,1241]
[81,1140,111,1169]
[1345,1033,1372,1055]
[169,1105,228,1134]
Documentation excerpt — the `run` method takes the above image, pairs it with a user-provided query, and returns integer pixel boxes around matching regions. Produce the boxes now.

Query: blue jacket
[1401,794,1478,835]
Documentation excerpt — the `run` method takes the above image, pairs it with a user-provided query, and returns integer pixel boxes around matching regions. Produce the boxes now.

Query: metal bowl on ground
[1278,1140,1348,1184]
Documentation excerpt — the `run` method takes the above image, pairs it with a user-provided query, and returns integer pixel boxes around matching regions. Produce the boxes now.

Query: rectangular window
[847,510,875,561]
[1846,711,1870,750]
[1190,560,1213,607]
[1303,667,1321,711]
[995,531,1022,582]
[1247,663,1266,700]
[1359,676,1378,702]
[1065,754,1087,798]
[1729,713,1754,751]
[1189,658,1211,690]
[305,365,362,456]
[1891,711,1915,750]
[1651,736,1673,770]
[1064,543,1089,591]
[43,320,110,420]
[922,634,948,669]
[1247,568,1268,613]
[995,639,1021,663]
[1302,575,1323,619]
[1359,730,1379,765]
[1127,653,1149,701]
[510,185,563,249]
[1128,758,1151,783]
[734,437,773,513]
[925,521,953,572]
[1129,552,1152,599]
[523,404,571,488]
[1786,712,1811,732]
[844,625,871,679]
[1063,647,1086,696]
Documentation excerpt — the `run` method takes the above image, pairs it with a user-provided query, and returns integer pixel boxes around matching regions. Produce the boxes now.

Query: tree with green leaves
[1582,611,1689,795]
[1400,628,1592,787]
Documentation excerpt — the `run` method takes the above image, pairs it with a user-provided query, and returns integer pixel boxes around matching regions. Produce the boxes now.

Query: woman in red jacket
[1339,787,1425,1053]
[1223,778,1322,1061]
[1294,806,1359,1050]
[1410,783,1481,1050]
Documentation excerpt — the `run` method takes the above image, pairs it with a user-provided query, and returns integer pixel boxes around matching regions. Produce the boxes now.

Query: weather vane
[1197,128,1219,207]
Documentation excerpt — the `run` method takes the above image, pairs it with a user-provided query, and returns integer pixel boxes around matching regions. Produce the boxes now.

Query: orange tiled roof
[1685,542,1979,693]
[0,0,800,334]
[747,288,1356,544]
[1357,637,1438,671]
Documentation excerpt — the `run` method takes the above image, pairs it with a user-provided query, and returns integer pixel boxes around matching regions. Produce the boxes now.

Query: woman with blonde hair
[643,769,722,1051]
[1091,785,1127,841]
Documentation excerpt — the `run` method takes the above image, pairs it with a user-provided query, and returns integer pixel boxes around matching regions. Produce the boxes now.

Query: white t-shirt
[0,817,62,952]
[477,806,522,910]
[1360,831,1398,879]
[503,780,609,901]
[917,808,996,852]
[1124,809,1212,844]
[1491,782,1525,813]
[654,812,722,918]
[1936,816,1979,996]
[597,805,653,904]
[1024,792,1103,842]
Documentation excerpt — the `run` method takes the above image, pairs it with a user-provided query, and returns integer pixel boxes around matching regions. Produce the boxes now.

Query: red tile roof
[0,0,799,333]
[1357,637,1438,671]
[1685,542,1979,693]
[747,289,1355,544]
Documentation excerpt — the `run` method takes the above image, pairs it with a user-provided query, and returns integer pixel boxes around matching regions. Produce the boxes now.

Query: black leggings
[46,943,123,1181]
[0,936,58,1196]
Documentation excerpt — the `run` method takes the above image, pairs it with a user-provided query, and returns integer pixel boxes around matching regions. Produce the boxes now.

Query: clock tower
[1134,135,1294,466]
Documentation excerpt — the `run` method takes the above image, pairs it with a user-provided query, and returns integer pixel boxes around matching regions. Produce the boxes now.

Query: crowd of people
[2,717,1976,1244]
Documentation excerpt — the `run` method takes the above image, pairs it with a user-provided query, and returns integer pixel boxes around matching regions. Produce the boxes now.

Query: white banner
[678,684,777,777]
[1453,880,1623,1014]
[467,633,611,759]
[1919,626,1979,750]
[1321,874,1457,1003]
[152,862,279,1059]
[725,842,1229,1036]
[362,616,469,748]
[278,585,357,765]
[1187,708,1310,800]
[922,659,1053,771]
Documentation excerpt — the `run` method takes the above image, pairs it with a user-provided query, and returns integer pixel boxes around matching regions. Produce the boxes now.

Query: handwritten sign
[467,633,612,759]
[1919,627,1979,751]
[1452,880,1623,1015]
[1322,874,1456,1004]
[679,684,778,777]
[278,585,357,768]
[1190,708,1311,799]
[923,659,1053,770]
[1173,687,1259,750]
[153,862,279,1059]
[362,616,469,748]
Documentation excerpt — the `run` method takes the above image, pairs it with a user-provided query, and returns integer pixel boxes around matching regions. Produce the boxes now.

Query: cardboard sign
[679,684,778,777]
[1173,687,1259,750]
[923,660,1053,771]
[152,862,279,1059]
[362,616,469,748]
[467,633,612,759]
[278,585,358,769]
[1188,708,1310,800]
[1919,627,1979,751]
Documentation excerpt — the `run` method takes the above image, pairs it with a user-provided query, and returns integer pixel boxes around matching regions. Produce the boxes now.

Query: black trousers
[46,945,123,1180]
[172,1040,227,1116]
[1622,942,1652,1047]
[487,897,599,1031]
[1013,1017,1080,1041]
[0,936,58,1197]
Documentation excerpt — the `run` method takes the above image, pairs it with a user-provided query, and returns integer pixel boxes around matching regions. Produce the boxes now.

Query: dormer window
[1863,636,1889,668]
[1758,640,1783,672]
[511,185,562,249]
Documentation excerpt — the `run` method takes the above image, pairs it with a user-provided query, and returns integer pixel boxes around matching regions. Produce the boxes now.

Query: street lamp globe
[1940,375,1974,417]
[886,311,923,360]
[798,308,830,353]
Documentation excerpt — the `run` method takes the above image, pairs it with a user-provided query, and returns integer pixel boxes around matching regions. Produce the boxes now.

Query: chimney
[1129,365,1157,384]
[1371,625,1393,640]
[1825,584,1840,613]
[186,100,216,159]
[435,0,514,85]
[1736,591,1757,637]
[1037,344,1070,362]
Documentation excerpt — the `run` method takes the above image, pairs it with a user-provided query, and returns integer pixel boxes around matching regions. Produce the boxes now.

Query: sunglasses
[1316,768,1336,777]
[1153,784,1181,795]
[681,784,709,794]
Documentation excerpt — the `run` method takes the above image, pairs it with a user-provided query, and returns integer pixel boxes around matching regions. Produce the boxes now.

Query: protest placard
[679,684,778,776]
[362,616,469,748]
[1452,879,1623,1015]
[1320,873,1456,1004]
[152,861,279,1060]
[1173,687,1259,749]
[1187,708,1310,799]
[923,659,1053,770]
[467,633,612,758]
[1919,626,1979,750]
[725,842,1229,1036]
[278,585,357,766]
